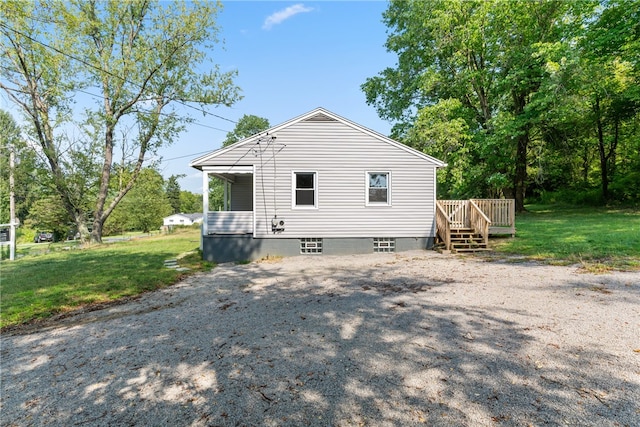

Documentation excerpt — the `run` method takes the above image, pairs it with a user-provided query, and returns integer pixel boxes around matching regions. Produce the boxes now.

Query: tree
[222,114,271,148]
[105,168,171,234]
[579,0,640,201]
[363,0,591,211]
[179,190,203,213]
[0,110,21,224]
[24,195,71,240]
[0,0,241,242]
[0,109,42,224]
[166,174,183,214]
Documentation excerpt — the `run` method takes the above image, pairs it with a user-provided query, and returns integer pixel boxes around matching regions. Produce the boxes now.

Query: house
[189,107,446,262]
[163,213,203,227]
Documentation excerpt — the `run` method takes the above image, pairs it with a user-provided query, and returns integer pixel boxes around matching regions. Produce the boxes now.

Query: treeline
[0,1,239,242]
[363,0,639,210]
[0,115,202,241]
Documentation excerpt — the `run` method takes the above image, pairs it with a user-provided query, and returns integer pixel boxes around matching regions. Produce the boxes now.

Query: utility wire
[160,150,213,162]
[73,88,232,133]
[0,21,238,125]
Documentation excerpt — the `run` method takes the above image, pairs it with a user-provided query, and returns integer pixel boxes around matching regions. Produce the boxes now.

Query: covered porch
[201,166,254,235]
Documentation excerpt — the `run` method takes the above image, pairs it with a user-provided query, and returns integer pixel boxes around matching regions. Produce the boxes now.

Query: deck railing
[437,200,469,228]
[435,203,451,251]
[472,199,515,236]
[205,211,253,235]
[469,200,491,247]
[436,199,515,250]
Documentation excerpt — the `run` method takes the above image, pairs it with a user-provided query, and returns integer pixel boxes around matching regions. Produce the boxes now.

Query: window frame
[365,171,391,206]
[292,171,318,209]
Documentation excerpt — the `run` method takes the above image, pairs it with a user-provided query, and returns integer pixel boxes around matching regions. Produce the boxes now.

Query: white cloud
[262,4,314,30]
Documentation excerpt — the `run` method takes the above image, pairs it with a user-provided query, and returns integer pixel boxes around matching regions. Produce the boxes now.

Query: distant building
[163,213,204,227]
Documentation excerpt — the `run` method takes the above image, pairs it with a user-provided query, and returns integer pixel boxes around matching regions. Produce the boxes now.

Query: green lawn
[491,204,640,271]
[0,228,213,329]
[2,205,638,329]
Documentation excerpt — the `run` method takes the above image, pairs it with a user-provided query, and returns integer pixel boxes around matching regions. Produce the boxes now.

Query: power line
[160,150,214,162]
[74,88,232,133]
[0,21,238,125]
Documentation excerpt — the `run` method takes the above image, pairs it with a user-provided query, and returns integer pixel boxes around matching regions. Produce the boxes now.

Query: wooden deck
[436,199,515,253]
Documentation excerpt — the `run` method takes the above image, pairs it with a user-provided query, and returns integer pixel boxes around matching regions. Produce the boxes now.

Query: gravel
[1,250,639,426]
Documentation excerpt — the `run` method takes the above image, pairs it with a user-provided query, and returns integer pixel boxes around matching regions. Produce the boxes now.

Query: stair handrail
[469,199,491,247]
[436,202,452,251]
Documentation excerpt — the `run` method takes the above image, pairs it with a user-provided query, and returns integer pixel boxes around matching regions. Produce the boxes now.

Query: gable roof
[190,107,446,169]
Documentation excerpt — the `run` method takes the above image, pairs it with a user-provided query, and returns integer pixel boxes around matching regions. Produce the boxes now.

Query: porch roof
[202,165,253,174]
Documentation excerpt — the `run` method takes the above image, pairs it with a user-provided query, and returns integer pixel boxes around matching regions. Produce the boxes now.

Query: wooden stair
[448,228,489,253]
[436,199,515,254]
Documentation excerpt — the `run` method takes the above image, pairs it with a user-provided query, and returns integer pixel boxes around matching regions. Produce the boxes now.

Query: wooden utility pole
[9,145,16,260]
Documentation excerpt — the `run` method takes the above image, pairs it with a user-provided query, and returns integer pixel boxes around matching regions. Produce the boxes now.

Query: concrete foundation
[201,235,434,263]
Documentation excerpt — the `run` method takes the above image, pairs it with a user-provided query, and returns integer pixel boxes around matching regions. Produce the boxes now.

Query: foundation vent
[300,238,323,254]
[374,238,395,253]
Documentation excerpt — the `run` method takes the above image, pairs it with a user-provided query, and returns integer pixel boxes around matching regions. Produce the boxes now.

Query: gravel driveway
[1,251,639,426]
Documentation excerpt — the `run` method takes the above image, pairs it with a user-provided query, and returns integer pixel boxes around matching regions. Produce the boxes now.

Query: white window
[293,171,317,208]
[367,172,390,205]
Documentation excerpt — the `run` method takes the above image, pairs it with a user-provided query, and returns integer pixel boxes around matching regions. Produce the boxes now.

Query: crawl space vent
[300,238,323,254]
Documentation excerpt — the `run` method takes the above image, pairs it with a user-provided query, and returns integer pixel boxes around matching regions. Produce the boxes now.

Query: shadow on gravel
[1,259,638,426]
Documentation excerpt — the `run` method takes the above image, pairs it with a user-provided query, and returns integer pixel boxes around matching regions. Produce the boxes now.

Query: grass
[0,228,214,329]
[2,204,638,329]
[490,204,640,271]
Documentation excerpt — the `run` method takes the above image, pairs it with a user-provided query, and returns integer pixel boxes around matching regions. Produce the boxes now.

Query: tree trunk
[514,129,529,213]
[594,97,609,202]
[91,123,115,243]
[512,92,529,213]
[75,215,90,243]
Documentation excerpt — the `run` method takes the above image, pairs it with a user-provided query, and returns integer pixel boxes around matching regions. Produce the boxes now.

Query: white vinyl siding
[230,174,253,211]
[196,117,439,239]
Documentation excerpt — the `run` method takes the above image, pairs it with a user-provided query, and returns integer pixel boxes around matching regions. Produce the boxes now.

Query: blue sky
[0,1,396,194]
[162,1,395,193]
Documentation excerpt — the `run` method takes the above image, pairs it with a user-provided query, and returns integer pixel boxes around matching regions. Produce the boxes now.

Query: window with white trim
[293,171,317,208]
[367,172,390,205]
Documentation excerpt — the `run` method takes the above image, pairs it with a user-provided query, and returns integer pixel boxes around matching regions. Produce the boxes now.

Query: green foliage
[166,174,183,214]
[364,0,639,207]
[1,0,241,243]
[408,98,474,197]
[0,110,43,225]
[209,176,226,212]
[179,190,203,213]
[105,168,171,234]
[15,227,37,244]
[609,171,640,203]
[222,114,271,147]
[23,195,72,240]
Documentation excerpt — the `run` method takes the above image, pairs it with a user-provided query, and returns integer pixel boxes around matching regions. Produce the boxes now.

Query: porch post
[223,179,228,211]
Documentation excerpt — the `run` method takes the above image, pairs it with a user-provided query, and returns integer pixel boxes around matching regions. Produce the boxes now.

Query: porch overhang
[202,165,253,174]
[203,166,254,182]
